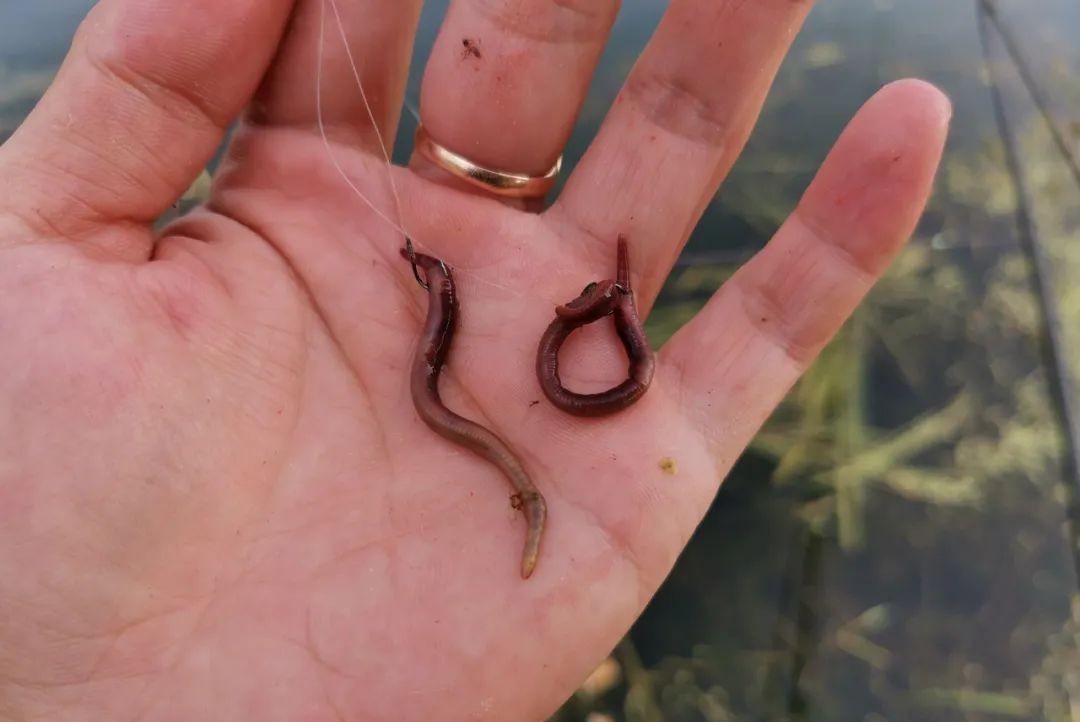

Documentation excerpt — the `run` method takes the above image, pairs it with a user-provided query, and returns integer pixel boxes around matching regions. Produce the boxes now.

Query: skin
[537,237,656,417]
[402,247,546,579]
[0,0,950,720]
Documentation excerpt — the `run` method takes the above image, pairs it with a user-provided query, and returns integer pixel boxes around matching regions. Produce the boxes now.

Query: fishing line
[316,0,532,301]
[316,0,409,238]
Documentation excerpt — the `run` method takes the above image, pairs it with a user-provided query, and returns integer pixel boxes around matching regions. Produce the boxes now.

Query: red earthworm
[402,243,546,578]
[536,236,655,417]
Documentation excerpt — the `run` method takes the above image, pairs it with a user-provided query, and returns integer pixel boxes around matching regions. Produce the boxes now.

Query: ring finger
[549,0,817,301]
[413,0,619,204]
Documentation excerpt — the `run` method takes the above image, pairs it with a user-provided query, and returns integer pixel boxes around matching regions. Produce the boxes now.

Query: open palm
[0,0,949,720]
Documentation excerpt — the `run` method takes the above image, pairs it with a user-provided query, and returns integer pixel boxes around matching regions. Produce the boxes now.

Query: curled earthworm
[537,237,655,417]
[401,242,547,578]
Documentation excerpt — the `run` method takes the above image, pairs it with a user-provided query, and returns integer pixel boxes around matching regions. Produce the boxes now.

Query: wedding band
[414,124,562,199]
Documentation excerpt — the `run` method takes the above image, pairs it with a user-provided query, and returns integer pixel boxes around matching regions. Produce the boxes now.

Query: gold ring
[414,124,562,199]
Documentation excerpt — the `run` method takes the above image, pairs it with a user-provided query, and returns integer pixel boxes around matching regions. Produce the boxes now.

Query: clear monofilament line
[316,0,409,238]
[325,0,409,238]
[316,0,532,301]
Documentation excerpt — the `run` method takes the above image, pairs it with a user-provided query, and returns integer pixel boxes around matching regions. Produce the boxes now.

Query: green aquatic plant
[554,69,1080,722]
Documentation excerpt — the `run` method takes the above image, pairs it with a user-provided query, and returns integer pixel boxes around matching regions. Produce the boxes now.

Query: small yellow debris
[659,457,678,475]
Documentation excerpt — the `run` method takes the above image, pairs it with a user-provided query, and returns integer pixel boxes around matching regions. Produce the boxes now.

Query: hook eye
[405,237,429,290]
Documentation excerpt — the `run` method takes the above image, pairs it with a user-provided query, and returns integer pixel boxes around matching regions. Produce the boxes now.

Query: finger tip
[834,78,953,179]
[797,79,955,272]
[874,78,953,138]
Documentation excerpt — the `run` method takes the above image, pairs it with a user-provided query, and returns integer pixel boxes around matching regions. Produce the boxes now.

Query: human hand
[0,0,949,720]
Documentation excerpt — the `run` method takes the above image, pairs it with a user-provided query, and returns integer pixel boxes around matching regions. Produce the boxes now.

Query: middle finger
[414,0,619,199]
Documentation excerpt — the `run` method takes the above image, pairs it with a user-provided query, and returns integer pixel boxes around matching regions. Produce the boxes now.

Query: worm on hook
[402,244,547,578]
[536,236,655,417]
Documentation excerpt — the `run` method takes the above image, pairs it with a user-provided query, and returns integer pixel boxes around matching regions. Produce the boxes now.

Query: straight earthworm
[401,244,547,578]
[536,237,656,417]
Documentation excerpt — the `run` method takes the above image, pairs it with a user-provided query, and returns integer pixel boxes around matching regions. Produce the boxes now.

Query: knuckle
[623,71,732,146]
[469,0,618,43]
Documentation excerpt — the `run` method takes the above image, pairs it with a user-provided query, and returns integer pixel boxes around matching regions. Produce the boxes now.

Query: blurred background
[3,1,1078,720]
